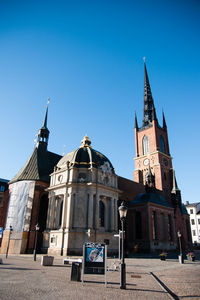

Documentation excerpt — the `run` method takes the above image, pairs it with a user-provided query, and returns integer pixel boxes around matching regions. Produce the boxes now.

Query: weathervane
[143,56,146,63]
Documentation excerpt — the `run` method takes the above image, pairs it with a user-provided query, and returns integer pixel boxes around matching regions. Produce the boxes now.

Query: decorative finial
[143,56,146,63]
[47,98,50,106]
[62,145,66,156]
[81,135,91,147]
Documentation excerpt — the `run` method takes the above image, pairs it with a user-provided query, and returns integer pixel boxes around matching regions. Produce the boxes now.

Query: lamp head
[35,223,40,231]
[118,201,128,220]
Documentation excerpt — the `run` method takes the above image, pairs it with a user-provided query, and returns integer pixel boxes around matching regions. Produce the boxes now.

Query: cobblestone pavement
[0,255,199,300]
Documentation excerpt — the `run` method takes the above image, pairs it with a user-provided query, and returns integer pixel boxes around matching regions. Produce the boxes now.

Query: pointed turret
[37,99,50,150]
[143,60,157,127]
[171,169,180,194]
[135,112,138,129]
[145,163,155,192]
[171,169,182,210]
[162,111,167,128]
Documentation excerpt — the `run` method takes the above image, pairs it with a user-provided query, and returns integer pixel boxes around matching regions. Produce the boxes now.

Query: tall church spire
[143,59,157,127]
[37,99,50,150]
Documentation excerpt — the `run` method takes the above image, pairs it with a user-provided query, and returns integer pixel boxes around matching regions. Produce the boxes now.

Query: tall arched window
[59,200,63,227]
[99,200,105,227]
[143,135,150,155]
[135,211,142,239]
[160,136,165,153]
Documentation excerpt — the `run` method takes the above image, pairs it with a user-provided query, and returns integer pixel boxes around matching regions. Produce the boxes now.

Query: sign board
[82,242,107,286]
[83,242,105,274]
[0,227,3,238]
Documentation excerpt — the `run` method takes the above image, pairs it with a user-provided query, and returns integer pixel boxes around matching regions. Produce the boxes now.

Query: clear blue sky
[0,0,200,203]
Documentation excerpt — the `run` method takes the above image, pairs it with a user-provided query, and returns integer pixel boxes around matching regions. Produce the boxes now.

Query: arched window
[160,136,165,153]
[135,211,142,239]
[59,200,63,227]
[99,200,105,227]
[143,135,150,155]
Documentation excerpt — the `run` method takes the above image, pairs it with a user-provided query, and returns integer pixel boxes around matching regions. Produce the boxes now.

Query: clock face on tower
[143,158,149,166]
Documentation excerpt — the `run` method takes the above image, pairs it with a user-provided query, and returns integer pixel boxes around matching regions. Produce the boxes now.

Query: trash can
[71,262,82,282]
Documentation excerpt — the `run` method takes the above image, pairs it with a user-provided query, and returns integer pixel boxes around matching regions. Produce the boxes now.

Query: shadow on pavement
[0,267,39,271]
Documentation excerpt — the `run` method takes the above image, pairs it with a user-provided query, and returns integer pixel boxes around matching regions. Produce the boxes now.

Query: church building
[1,62,192,256]
[121,62,191,253]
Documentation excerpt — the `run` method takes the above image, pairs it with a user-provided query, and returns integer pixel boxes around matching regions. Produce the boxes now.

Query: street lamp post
[33,223,40,261]
[118,201,128,290]
[177,230,183,264]
[6,225,13,259]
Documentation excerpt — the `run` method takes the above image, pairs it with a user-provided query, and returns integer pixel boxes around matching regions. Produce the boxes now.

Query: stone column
[61,192,67,228]
[114,199,118,231]
[110,198,114,232]
[67,193,74,229]
[47,194,55,229]
[88,193,93,229]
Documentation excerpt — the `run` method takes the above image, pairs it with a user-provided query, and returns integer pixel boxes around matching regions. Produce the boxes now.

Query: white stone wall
[46,164,119,255]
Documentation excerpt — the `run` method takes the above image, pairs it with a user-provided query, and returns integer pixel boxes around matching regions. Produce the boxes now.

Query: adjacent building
[185,202,200,245]
[0,178,9,246]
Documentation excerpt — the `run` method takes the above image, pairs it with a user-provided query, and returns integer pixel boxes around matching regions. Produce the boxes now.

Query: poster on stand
[83,242,106,275]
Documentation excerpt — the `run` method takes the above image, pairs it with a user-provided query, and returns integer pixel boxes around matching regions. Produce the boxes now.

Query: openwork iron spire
[143,60,157,127]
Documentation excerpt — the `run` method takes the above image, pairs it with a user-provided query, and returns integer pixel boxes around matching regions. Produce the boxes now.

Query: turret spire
[171,169,180,193]
[37,99,50,150]
[143,60,157,127]
[145,163,155,192]
[135,111,138,129]
[43,98,50,128]
[162,110,167,128]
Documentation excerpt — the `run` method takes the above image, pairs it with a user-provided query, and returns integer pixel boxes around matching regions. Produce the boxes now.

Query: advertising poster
[84,242,106,275]
[0,227,3,238]
[86,245,104,263]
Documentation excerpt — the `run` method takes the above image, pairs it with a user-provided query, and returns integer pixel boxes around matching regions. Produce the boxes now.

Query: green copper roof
[130,192,172,208]
[10,146,61,184]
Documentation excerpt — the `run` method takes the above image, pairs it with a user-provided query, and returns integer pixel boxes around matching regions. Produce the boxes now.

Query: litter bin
[71,262,82,281]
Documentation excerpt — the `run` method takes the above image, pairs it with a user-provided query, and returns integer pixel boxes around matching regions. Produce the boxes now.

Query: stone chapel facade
[44,136,119,255]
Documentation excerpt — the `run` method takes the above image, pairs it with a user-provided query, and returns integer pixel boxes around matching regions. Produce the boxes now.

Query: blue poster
[86,246,104,263]
[0,227,3,238]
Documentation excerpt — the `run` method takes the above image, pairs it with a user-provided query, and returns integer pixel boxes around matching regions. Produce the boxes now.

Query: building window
[186,219,191,242]
[198,219,200,225]
[168,215,173,241]
[160,136,165,153]
[59,201,63,227]
[143,135,150,155]
[152,211,158,240]
[161,213,165,240]
[190,209,193,214]
[191,219,195,225]
[0,186,5,192]
[135,211,142,239]
[99,200,105,227]
[192,230,196,236]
